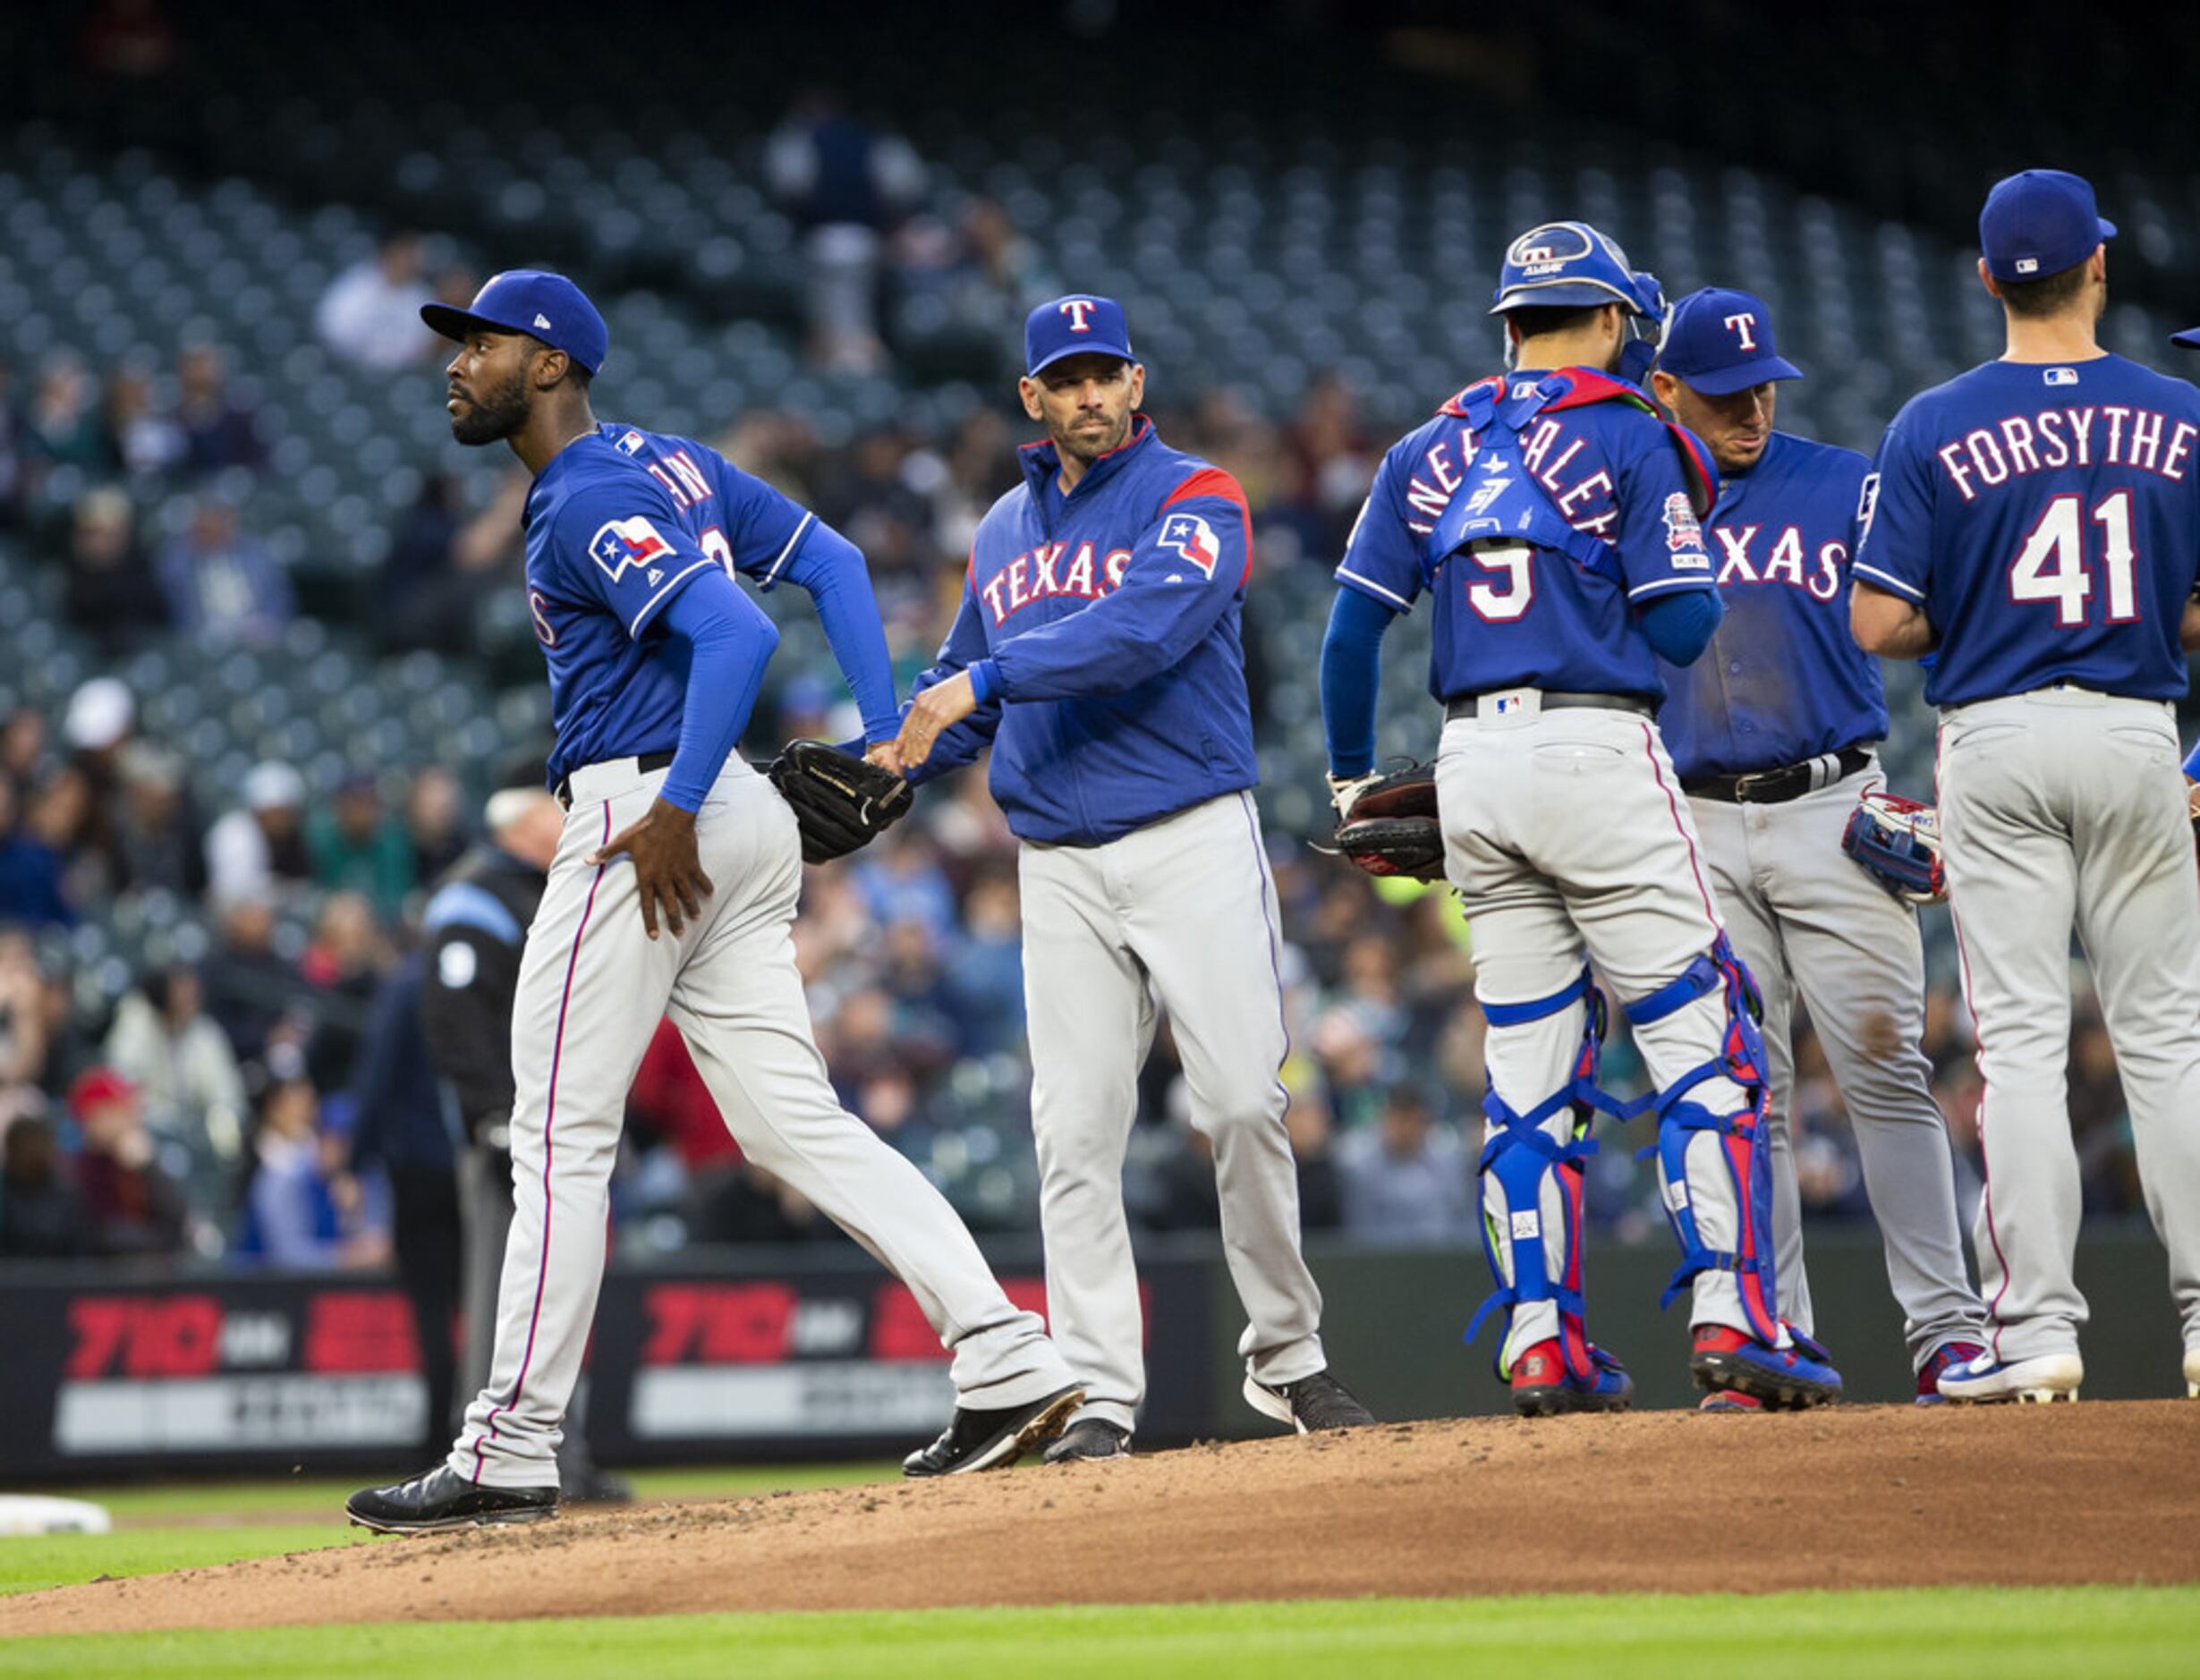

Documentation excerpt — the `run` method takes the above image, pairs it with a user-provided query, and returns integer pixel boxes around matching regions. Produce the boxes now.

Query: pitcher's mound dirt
[9,1402,2198,1636]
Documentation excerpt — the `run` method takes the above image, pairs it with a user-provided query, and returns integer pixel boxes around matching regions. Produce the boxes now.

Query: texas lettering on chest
[980,538,1134,628]
[1710,521,1846,602]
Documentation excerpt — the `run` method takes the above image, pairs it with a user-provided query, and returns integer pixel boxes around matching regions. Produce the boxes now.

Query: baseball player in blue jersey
[891,295,1373,1461]
[1853,171,2200,1404]
[347,272,1080,1533]
[1321,223,1844,1416]
[1649,288,1989,1405]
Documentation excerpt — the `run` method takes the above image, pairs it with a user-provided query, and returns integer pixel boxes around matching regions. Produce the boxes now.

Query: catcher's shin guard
[1623,935,1784,1346]
[1465,968,1609,1385]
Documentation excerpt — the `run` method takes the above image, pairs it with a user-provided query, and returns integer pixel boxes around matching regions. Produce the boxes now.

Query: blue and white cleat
[1915,1339,1988,1405]
[1690,1324,1842,1410]
[1935,1350,2082,1404]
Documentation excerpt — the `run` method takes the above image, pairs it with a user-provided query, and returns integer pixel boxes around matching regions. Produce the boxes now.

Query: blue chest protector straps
[1423,370,1716,594]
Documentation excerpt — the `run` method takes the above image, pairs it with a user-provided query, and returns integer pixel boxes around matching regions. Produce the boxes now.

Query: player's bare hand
[894,673,979,769]
[865,739,905,778]
[590,798,713,940]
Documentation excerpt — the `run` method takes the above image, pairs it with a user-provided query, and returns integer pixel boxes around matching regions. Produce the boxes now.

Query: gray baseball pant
[1020,789,1327,1434]
[1938,687,2200,1367]
[1690,759,1987,1367]
[452,756,1071,1489]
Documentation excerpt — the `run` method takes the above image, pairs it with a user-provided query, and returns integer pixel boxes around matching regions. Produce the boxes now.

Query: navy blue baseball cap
[1659,288,1804,395]
[1979,170,2116,284]
[421,270,609,375]
[1024,294,1135,377]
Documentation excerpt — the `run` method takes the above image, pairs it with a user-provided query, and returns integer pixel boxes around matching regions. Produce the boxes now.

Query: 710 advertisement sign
[0,1278,429,1474]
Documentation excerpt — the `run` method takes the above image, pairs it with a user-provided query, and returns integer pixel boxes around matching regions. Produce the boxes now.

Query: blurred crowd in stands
[0,89,2155,1277]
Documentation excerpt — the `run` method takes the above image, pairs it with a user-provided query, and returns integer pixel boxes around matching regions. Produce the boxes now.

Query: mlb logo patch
[588,515,675,582]
[1157,512,1221,578]
[616,430,647,455]
[2015,257,2040,275]
[2044,366,2079,386]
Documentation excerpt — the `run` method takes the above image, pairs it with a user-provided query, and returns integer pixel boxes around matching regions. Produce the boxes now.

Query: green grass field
[1,1472,2187,1678]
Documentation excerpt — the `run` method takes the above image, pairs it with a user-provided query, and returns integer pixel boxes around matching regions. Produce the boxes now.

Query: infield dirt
[7,1401,2197,1636]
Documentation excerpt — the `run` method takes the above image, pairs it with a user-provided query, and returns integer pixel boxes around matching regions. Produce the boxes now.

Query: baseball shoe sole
[1699,1390,1765,1413]
[903,1384,1084,1477]
[1937,1351,2083,1404]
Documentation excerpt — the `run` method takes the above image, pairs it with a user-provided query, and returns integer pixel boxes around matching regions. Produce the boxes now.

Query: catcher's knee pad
[1623,935,1782,1345]
[1465,968,1610,1381]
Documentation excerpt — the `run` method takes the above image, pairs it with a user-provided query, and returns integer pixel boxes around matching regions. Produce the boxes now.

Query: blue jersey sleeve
[905,574,1005,785]
[1612,425,1718,602]
[1334,440,1427,613]
[1851,419,1933,603]
[551,471,721,638]
[694,454,815,591]
[987,475,1249,702]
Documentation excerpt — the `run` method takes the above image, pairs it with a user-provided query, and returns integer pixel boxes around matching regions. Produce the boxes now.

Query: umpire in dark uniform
[420,777,628,1503]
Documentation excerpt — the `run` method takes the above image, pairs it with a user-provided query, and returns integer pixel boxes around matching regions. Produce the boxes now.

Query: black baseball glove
[767,739,913,863]
[1327,762,1445,882]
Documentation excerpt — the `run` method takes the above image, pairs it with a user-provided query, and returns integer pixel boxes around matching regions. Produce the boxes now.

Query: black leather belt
[555,748,675,809]
[1683,745,1872,805]
[1445,692,1657,721]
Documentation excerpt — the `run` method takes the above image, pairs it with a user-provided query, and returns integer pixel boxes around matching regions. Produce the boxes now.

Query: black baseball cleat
[346,1464,558,1535]
[1043,1418,1133,1464]
[902,1383,1084,1477]
[1244,1369,1376,1432]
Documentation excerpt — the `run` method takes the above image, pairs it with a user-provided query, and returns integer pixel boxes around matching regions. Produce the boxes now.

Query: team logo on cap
[1058,298,1099,332]
[1157,513,1220,578]
[1723,311,1760,350]
[588,515,675,582]
[1507,224,1594,276]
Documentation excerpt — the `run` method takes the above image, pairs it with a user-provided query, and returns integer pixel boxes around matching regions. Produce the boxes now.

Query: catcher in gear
[769,738,913,862]
[1321,220,1844,1419]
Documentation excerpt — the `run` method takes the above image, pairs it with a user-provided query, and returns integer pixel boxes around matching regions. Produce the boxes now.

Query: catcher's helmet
[1491,221,1662,318]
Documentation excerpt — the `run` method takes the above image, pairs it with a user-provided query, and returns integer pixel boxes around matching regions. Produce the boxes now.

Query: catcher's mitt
[1840,789,1944,905]
[1328,762,1445,882]
[768,739,912,864]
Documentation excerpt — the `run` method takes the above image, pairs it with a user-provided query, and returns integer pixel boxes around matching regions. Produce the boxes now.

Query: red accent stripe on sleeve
[1161,466,1255,586]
